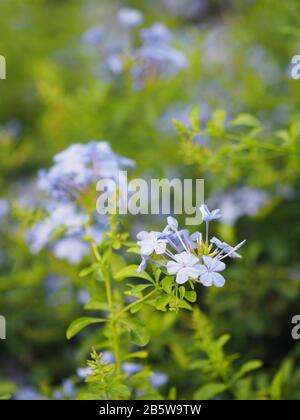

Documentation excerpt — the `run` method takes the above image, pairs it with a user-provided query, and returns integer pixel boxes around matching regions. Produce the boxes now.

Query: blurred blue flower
[77,366,93,380]
[122,363,143,375]
[117,8,144,29]
[0,198,9,220]
[149,372,168,388]
[83,26,104,47]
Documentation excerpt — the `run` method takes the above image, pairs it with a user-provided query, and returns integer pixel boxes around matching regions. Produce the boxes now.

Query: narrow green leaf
[193,383,227,400]
[114,265,153,282]
[232,360,262,383]
[66,317,106,340]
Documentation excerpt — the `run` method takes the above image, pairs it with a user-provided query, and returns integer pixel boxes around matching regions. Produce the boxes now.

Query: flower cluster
[27,141,134,263]
[137,205,245,287]
[83,8,188,88]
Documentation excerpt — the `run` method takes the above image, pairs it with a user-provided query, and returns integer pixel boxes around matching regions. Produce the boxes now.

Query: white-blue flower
[117,8,144,28]
[198,256,226,288]
[167,251,203,284]
[137,231,167,256]
[211,236,242,258]
[200,204,221,222]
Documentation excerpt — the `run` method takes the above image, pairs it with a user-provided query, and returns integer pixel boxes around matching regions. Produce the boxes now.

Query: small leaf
[66,317,106,340]
[84,301,109,311]
[193,383,227,400]
[185,291,197,303]
[232,360,262,383]
[125,284,151,298]
[122,318,150,347]
[127,246,141,255]
[154,294,171,311]
[190,106,201,131]
[161,277,173,294]
[114,265,153,282]
[79,263,99,278]
[178,300,193,311]
[229,113,260,128]
[179,286,185,300]
[130,302,143,314]
[110,252,126,276]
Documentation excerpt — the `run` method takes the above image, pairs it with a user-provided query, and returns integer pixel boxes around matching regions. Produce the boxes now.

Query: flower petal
[176,269,190,284]
[200,272,213,287]
[211,272,226,288]
[154,241,167,255]
[167,261,180,275]
[140,243,154,256]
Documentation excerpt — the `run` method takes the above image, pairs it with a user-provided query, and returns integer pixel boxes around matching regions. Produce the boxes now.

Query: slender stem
[205,221,209,243]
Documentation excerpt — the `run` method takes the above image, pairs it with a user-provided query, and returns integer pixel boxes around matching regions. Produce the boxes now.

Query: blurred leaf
[66,317,106,340]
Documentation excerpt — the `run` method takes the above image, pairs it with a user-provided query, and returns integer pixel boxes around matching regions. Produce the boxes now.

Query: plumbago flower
[82,9,188,88]
[26,141,134,263]
[137,205,245,289]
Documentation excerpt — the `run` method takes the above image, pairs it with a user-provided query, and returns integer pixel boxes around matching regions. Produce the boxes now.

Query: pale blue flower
[198,256,226,288]
[38,141,134,202]
[106,53,124,75]
[77,367,93,379]
[166,216,179,230]
[122,363,143,375]
[14,387,43,400]
[167,251,203,284]
[62,379,76,399]
[83,26,104,46]
[117,8,144,28]
[53,237,90,264]
[77,289,90,305]
[140,23,172,45]
[137,231,167,256]
[0,198,9,219]
[149,372,168,388]
[211,237,242,258]
[138,255,148,273]
[200,204,221,222]
[208,187,270,225]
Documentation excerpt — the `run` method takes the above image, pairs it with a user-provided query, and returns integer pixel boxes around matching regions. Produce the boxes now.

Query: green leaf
[122,318,150,347]
[193,383,227,400]
[178,299,193,311]
[125,284,151,298]
[110,252,126,276]
[154,294,171,311]
[229,113,260,128]
[84,301,109,311]
[79,263,99,278]
[232,360,262,383]
[161,277,173,294]
[126,246,141,255]
[130,302,143,314]
[109,383,131,399]
[66,317,106,340]
[185,291,197,303]
[179,286,185,300]
[114,265,153,282]
[124,351,148,360]
[190,106,201,131]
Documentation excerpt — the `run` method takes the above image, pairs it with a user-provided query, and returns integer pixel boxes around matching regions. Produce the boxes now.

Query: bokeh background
[1,0,300,400]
